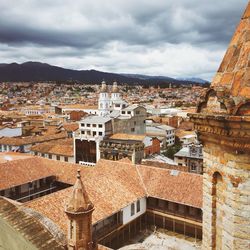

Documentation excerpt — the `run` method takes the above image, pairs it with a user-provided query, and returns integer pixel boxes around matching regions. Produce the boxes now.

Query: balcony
[93,211,123,240]
[147,198,202,223]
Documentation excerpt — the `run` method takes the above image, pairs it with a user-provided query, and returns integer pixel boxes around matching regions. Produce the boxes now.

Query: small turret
[65,170,94,250]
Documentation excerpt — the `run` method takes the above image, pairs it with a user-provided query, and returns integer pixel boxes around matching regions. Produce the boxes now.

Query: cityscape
[0,1,249,250]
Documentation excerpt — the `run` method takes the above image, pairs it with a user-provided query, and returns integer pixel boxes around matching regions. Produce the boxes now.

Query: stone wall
[202,142,250,250]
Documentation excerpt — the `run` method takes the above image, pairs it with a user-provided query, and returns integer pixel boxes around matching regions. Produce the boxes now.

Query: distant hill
[0,61,208,86]
[120,73,175,81]
[176,77,209,84]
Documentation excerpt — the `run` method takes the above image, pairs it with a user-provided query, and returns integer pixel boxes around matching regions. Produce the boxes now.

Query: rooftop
[30,138,73,157]
[81,115,112,124]
[0,197,66,249]
[0,132,67,146]
[211,2,250,99]
[109,133,146,141]
[59,104,98,110]
[0,156,202,235]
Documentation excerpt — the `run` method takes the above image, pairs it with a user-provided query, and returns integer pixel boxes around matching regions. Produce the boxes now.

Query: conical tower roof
[211,2,250,99]
[65,170,93,214]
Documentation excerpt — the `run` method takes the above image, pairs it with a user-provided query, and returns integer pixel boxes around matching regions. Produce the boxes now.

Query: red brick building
[144,137,160,156]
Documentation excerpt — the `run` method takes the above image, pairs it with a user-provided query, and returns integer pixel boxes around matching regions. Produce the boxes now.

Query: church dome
[197,2,250,116]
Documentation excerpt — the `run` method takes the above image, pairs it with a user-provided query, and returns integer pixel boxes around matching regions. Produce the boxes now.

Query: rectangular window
[56,155,60,161]
[131,128,135,132]
[191,164,196,171]
[41,153,45,157]
[99,132,103,136]
[64,156,68,162]
[49,154,52,159]
[136,200,140,213]
[93,124,96,127]
[136,111,140,114]
[81,123,85,127]
[122,111,125,114]
[87,124,90,127]
[127,111,131,114]
[93,131,96,136]
[98,124,102,128]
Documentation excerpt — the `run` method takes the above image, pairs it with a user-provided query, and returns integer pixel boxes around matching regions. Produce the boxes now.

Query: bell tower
[189,3,250,250]
[110,82,120,102]
[65,170,95,250]
[98,80,110,116]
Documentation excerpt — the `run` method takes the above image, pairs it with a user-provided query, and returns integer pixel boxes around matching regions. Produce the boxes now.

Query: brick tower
[65,170,95,250]
[189,2,250,250]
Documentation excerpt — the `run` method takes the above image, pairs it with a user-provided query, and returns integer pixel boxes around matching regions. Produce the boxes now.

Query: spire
[65,170,95,250]
[211,2,250,99]
[65,170,93,213]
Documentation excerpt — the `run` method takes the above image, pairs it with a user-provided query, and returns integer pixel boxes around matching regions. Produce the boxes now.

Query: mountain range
[0,62,209,86]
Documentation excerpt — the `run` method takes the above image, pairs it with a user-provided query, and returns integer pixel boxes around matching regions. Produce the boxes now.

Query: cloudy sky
[0,0,247,80]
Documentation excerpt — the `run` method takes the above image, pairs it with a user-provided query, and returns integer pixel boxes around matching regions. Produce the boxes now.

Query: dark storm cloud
[0,0,246,48]
[0,0,247,79]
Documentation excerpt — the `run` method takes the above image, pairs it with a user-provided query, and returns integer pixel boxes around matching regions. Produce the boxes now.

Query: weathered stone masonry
[189,2,250,249]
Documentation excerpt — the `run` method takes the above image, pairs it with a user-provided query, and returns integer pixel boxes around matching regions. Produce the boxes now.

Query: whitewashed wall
[122,197,146,225]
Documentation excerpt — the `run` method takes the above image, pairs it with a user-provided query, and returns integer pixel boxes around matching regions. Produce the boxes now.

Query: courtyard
[119,228,202,250]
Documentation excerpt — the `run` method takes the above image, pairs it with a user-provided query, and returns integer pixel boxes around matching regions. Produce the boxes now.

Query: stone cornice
[188,113,250,152]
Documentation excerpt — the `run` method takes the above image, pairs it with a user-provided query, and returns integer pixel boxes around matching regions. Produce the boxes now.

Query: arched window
[212,172,223,249]
[131,203,135,216]
[70,220,73,239]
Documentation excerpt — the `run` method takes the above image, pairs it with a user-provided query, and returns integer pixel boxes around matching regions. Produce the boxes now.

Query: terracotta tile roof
[0,157,202,235]
[211,2,250,98]
[0,132,67,146]
[0,157,55,190]
[59,104,98,110]
[26,159,146,234]
[0,152,33,164]
[30,139,73,157]
[137,165,202,208]
[0,197,65,249]
[109,133,146,141]
[62,123,79,132]
[118,157,133,163]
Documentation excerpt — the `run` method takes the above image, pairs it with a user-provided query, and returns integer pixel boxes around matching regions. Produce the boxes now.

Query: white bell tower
[98,81,110,116]
[111,81,120,102]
